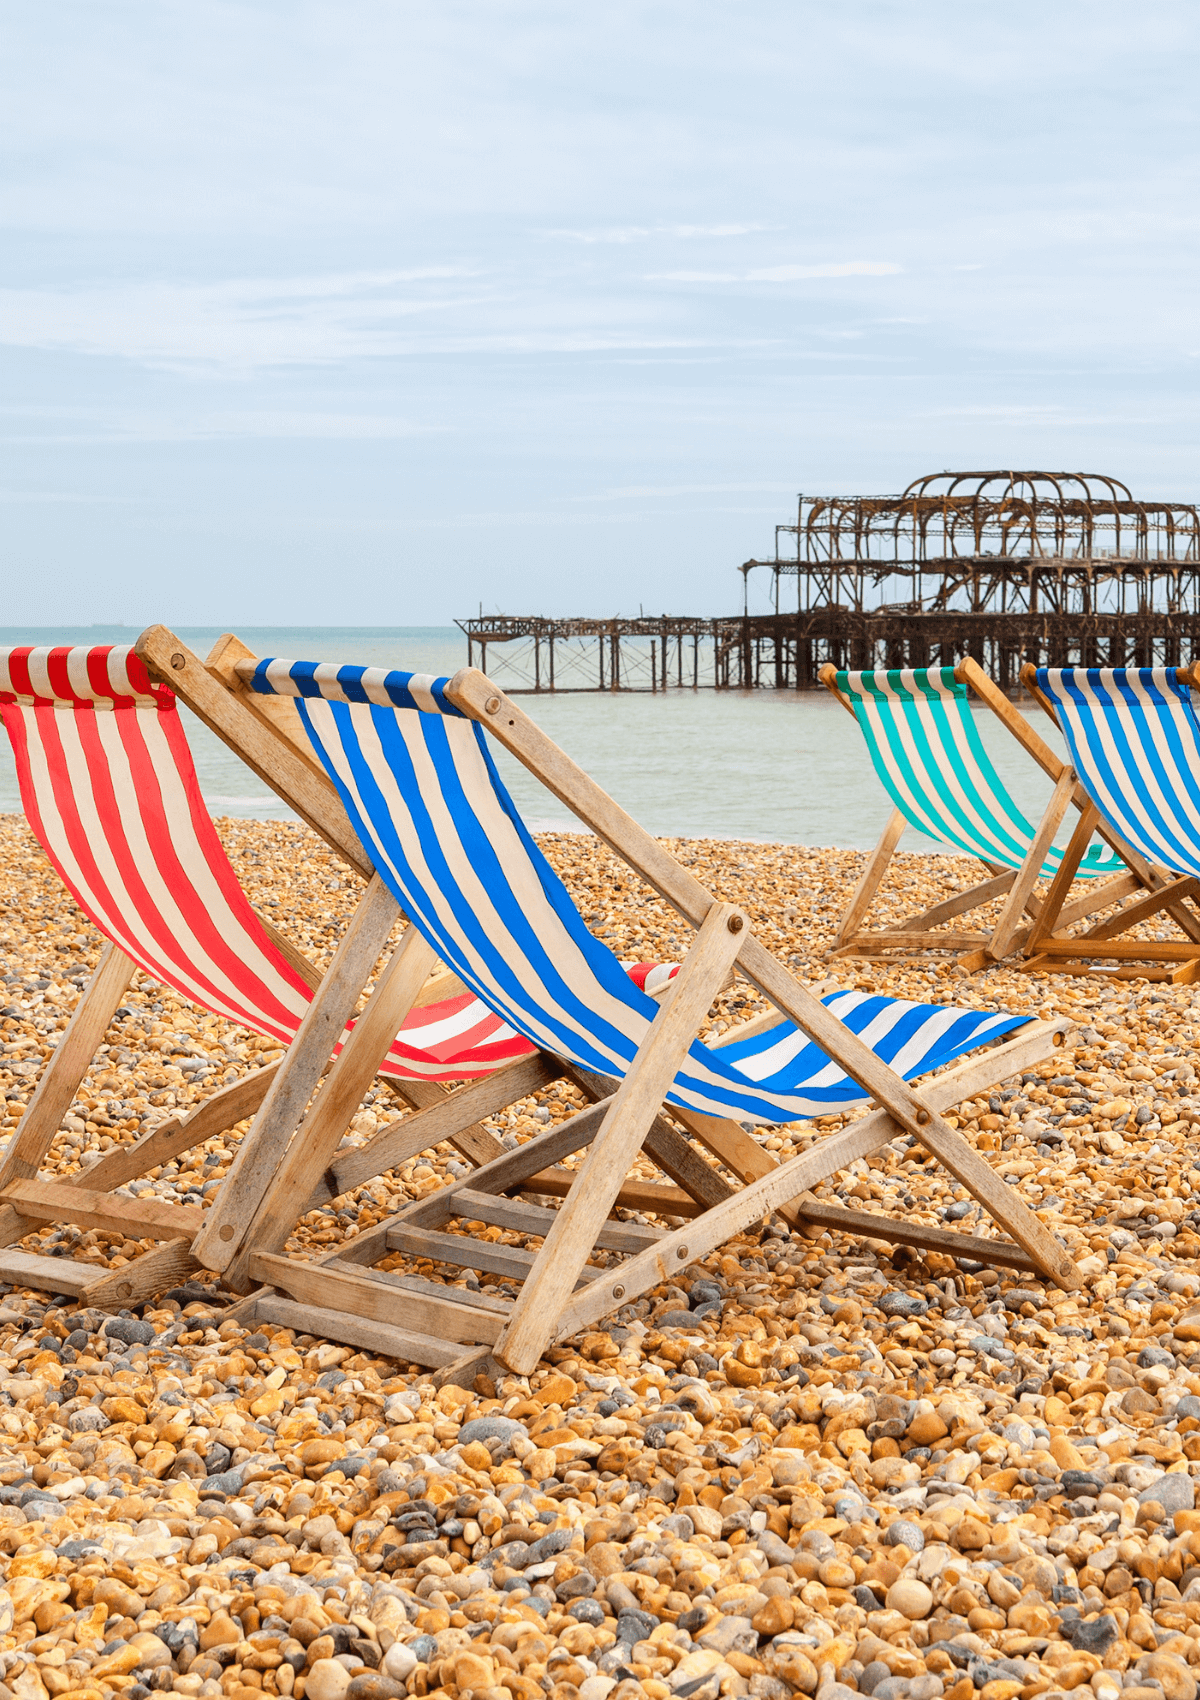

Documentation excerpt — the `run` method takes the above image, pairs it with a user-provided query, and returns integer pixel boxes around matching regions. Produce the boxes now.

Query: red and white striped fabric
[0,646,533,1079]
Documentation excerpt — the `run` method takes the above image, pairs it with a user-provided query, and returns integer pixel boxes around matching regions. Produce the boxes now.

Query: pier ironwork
[458,472,1200,692]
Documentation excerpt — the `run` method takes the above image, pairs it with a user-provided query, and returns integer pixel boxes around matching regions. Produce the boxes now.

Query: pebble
[4,822,1200,1696]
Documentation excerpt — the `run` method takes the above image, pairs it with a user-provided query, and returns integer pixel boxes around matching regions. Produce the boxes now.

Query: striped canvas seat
[0,645,534,1080]
[836,667,1120,876]
[244,657,1031,1125]
[1035,668,1200,878]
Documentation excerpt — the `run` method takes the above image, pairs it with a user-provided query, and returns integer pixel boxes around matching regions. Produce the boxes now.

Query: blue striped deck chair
[820,660,1132,969]
[140,629,1077,1377]
[1018,665,1200,983]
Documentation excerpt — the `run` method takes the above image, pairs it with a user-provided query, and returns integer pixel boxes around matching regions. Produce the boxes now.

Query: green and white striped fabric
[836,667,1121,877]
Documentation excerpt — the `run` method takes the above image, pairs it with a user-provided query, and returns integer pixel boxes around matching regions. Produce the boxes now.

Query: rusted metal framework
[458,473,1200,693]
[456,614,745,692]
[739,471,1200,686]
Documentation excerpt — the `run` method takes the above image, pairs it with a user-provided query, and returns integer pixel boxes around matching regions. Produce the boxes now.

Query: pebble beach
[2,816,1200,1700]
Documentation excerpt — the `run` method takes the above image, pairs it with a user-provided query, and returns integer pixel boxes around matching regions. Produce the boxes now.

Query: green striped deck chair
[820,661,1136,968]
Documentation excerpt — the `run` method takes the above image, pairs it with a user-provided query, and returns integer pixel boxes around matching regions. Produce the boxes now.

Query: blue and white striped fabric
[247,657,1028,1124]
[1036,668,1200,879]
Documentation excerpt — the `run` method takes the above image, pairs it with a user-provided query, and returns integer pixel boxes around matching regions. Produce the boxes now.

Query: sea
[0,625,1075,855]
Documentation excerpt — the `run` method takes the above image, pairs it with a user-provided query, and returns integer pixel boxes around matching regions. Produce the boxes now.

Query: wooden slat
[0,1250,96,1295]
[0,1061,277,1303]
[82,1239,201,1308]
[496,902,747,1372]
[377,1074,509,1169]
[1022,954,1173,982]
[794,1200,1037,1270]
[642,1115,737,1211]
[1033,937,1200,962]
[224,924,440,1290]
[385,1223,602,1286]
[393,1094,619,1227]
[433,1345,500,1390]
[321,1256,511,1314]
[523,1166,703,1217]
[1081,876,1200,940]
[833,930,992,953]
[453,1187,664,1251]
[0,1179,202,1239]
[1053,871,1142,930]
[82,1065,279,1194]
[328,1053,559,1199]
[193,874,402,1273]
[884,870,1019,935]
[248,1293,474,1369]
[248,1250,502,1344]
[835,808,907,947]
[0,944,138,1195]
[1023,799,1099,954]
[988,767,1075,958]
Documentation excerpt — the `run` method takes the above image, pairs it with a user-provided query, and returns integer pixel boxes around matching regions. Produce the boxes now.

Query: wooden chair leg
[835,808,906,947]
[220,925,440,1290]
[496,902,748,1374]
[987,768,1076,959]
[1023,803,1099,954]
[0,944,137,1192]
[193,874,402,1272]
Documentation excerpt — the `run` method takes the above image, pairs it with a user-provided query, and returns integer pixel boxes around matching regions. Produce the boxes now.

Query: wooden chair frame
[0,645,551,1310]
[137,629,1080,1381]
[1014,662,1200,983]
[821,657,1199,973]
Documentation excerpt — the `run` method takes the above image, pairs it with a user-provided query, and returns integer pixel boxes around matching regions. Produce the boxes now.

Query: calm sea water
[0,625,1075,854]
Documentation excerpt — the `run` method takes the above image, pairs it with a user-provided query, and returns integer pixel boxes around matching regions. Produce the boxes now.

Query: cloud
[0,489,141,504]
[549,223,769,244]
[0,408,450,444]
[0,269,493,369]
[0,268,753,370]
[648,261,903,283]
[565,480,800,502]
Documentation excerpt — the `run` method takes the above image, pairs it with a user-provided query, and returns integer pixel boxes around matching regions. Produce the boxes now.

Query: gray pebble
[885,1519,924,1552]
[1137,1472,1194,1514]
[457,1416,527,1445]
[878,1293,928,1317]
[103,1316,155,1346]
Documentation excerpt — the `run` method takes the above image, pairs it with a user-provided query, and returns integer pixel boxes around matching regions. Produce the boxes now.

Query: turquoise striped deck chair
[139,629,1078,1377]
[1015,665,1200,983]
[821,661,1130,969]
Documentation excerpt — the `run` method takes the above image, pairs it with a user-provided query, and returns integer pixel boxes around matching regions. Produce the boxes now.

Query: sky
[1,2,1196,624]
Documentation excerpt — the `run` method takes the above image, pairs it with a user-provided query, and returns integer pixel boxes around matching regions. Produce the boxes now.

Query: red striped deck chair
[0,643,594,1310]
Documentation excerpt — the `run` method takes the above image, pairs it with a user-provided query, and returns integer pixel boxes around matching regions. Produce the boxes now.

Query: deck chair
[137,636,1080,1380]
[1016,665,1200,982]
[819,659,1175,970]
[0,642,604,1309]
